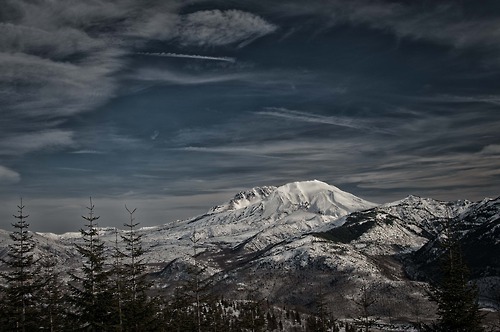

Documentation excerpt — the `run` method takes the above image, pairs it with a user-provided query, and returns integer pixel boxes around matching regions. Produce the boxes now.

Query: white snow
[1,179,495,300]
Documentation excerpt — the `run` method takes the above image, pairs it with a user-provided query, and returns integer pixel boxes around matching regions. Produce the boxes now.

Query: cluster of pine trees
[0,199,159,331]
[0,199,343,331]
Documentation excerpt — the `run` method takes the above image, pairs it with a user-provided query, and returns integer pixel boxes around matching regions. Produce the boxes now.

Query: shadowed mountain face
[408,197,500,280]
[0,180,498,319]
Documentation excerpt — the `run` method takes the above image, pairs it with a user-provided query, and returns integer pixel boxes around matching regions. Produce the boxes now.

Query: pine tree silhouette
[120,206,155,331]
[69,198,113,331]
[428,221,484,331]
[0,199,40,331]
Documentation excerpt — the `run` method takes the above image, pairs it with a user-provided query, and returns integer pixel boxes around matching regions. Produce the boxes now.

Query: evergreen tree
[110,227,126,331]
[429,227,484,332]
[69,198,113,331]
[0,199,40,331]
[119,206,155,331]
[37,253,67,331]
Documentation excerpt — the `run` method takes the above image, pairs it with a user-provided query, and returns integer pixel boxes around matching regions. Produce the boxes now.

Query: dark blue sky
[1,0,500,232]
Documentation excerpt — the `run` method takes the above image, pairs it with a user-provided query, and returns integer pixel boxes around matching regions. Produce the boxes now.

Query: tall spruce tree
[0,199,40,331]
[429,223,484,331]
[119,206,154,331]
[69,197,113,331]
[110,227,126,331]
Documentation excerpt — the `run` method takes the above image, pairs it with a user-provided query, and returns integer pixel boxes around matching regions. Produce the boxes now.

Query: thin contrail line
[137,52,236,63]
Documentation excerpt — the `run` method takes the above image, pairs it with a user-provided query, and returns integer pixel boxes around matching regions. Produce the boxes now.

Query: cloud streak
[258,107,393,134]
[269,0,500,60]
[343,151,500,199]
[131,68,252,85]
[138,52,236,63]
[70,150,106,155]
[0,130,74,156]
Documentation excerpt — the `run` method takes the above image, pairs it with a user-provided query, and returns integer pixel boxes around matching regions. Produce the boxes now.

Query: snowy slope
[136,180,377,257]
[379,195,472,236]
[210,193,495,314]
[0,180,498,317]
[305,195,474,256]
[0,180,483,269]
[0,228,78,265]
[7,180,373,270]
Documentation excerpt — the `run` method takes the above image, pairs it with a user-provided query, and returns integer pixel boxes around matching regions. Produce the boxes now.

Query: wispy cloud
[259,107,363,129]
[131,68,251,85]
[132,174,161,179]
[422,94,500,106]
[343,151,500,197]
[71,126,150,156]
[0,1,275,158]
[0,130,74,155]
[0,52,117,118]
[480,145,500,156]
[258,107,393,134]
[150,130,160,140]
[138,52,236,63]
[57,167,94,172]
[0,22,105,59]
[180,145,285,160]
[0,165,20,184]
[270,1,500,59]
[177,9,277,47]
[70,150,106,155]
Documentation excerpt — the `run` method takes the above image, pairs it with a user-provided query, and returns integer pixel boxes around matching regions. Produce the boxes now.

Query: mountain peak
[278,179,341,193]
[208,186,276,214]
[384,194,436,207]
[265,180,377,218]
[207,180,376,221]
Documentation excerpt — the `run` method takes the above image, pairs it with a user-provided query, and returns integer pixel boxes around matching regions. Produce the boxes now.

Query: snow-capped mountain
[135,180,377,258]
[0,180,498,318]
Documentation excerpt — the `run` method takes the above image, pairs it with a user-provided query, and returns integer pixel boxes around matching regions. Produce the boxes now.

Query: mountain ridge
[0,179,498,320]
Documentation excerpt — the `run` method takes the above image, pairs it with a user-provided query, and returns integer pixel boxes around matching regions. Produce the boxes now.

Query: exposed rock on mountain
[0,180,498,320]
